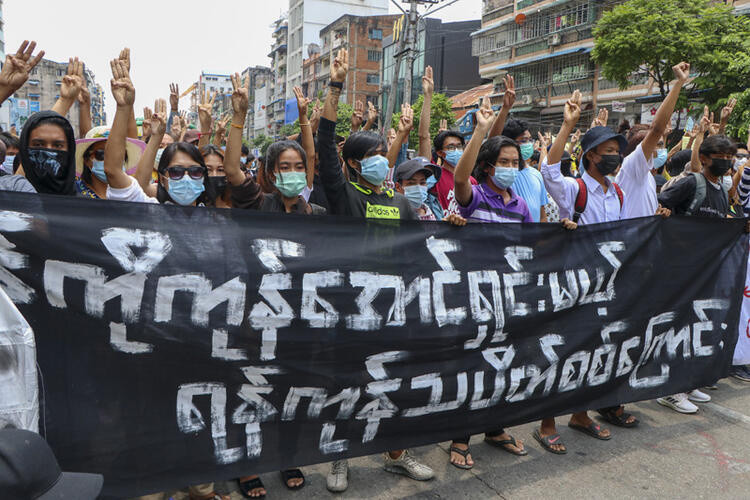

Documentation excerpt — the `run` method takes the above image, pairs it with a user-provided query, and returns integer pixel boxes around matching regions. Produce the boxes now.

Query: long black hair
[156,142,216,205]
[472,136,524,183]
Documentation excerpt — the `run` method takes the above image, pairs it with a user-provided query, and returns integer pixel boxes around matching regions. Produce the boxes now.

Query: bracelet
[300,123,311,127]
[231,122,243,129]
[329,81,343,89]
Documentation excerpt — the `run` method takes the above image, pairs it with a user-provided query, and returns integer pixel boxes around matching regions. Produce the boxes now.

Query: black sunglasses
[165,165,206,181]
[87,149,129,162]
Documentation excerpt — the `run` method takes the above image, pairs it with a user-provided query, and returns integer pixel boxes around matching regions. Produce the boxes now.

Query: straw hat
[74,125,146,177]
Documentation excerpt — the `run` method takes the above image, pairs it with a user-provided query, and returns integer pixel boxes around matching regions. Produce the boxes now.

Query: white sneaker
[383,450,434,481]
[326,459,348,492]
[687,388,711,403]
[657,393,699,414]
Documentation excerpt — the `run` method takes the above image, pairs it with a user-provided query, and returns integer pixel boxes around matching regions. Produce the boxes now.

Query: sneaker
[687,389,711,403]
[383,450,434,481]
[326,459,348,493]
[731,364,750,382]
[657,393,698,414]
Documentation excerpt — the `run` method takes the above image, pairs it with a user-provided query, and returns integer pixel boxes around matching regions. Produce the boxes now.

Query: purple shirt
[458,182,533,223]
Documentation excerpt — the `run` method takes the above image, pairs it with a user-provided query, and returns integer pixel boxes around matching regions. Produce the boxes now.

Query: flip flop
[238,477,266,499]
[597,407,639,428]
[533,429,567,454]
[568,421,611,440]
[280,468,305,490]
[484,435,529,456]
[449,445,474,470]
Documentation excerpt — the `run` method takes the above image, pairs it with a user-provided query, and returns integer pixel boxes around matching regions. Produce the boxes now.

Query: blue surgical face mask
[240,156,248,165]
[426,174,438,190]
[520,142,534,161]
[91,160,126,183]
[654,148,668,169]
[2,154,15,174]
[359,155,389,185]
[445,149,463,166]
[403,184,427,208]
[167,176,205,205]
[491,166,518,189]
[274,171,307,198]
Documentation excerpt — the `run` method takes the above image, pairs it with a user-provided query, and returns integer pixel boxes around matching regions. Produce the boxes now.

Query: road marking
[703,402,750,427]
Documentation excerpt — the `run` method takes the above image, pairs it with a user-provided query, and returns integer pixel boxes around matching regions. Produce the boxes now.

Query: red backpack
[573,178,624,223]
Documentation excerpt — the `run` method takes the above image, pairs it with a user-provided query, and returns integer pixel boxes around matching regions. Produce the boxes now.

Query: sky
[4,0,482,125]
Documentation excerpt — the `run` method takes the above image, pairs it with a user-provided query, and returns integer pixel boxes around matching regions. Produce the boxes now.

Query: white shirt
[616,143,657,219]
[106,177,158,204]
[541,159,623,224]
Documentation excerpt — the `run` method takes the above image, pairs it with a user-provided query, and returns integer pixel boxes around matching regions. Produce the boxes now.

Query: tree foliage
[251,134,274,156]
[592,0,750,105]
[391,93,456,147]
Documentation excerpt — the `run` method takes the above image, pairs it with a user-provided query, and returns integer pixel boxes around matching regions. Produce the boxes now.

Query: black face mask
[26,147,71,192]
[595,154,621,176]
[708,158,732,177]
[207,175,228,196]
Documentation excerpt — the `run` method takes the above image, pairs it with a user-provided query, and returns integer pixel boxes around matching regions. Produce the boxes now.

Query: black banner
[0,192,745,497]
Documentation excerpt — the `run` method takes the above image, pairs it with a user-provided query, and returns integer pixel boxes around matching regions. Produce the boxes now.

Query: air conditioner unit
[549,33,562,46]
[521,95,533,105]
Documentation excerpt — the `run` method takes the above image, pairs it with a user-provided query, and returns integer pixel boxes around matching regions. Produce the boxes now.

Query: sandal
[533,429,567,455]
[449,445,474,470]
[280,468,305,490]
[238,477,266,498]
[484,435,528,456]
[568,421,611,440]
[597,407,639,428]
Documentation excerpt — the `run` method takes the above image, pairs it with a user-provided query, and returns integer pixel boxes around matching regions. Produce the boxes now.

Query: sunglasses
[87,149,129,162]
[165,165,206,180]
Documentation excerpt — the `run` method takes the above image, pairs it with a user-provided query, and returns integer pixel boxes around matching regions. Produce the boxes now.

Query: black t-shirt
[657,173,728,218]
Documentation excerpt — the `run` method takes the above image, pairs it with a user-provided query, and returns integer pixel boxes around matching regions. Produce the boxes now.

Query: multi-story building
[470,0,750,129]
[286,0,388,99]
[83,68,106,128]
[267,15,289,138]
[302,14,399,107]
[381,18,482,113]
[241,66,273,141]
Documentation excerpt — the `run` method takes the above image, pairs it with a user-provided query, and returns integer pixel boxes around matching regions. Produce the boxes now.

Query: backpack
[573,177,624,223]
[685,172,728,216]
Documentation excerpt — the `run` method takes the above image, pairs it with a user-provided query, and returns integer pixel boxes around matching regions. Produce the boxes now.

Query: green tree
[279,122,300,137]
[252,134,274,156]
[391,93,456,147]
[592,0,750,106]
[336,102,354,139]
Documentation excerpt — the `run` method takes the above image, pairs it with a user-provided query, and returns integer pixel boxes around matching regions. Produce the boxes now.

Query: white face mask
[722,175,734,192]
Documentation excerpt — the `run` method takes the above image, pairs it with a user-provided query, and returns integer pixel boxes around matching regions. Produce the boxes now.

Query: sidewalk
[178,378,750,499]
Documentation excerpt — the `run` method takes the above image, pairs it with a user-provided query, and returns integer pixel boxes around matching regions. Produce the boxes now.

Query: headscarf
[19,111,76,196]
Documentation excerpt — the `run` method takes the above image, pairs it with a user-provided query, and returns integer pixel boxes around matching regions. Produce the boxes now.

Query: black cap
[580,126,627,170]
[0,429,103,500]
[394,157,438,184]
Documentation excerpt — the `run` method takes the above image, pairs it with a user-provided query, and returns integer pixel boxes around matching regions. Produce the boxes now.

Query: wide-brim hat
[580,126,627,170]
[75,126,146,177]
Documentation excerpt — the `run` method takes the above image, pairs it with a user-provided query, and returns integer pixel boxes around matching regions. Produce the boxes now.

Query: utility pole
[402,0,419,107]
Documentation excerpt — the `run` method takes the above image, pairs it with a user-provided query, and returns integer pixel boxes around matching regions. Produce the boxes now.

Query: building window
[367,50,382,62]
[369,28,383,40]
[367,74,380,85]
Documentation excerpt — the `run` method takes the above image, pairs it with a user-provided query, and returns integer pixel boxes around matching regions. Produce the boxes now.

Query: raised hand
[150,104,167,136]
[230,73,250,117]
[118,48,131,72]
[721,97,737,123]
[109,57,134,107]
[502,74,516,110]
[439,118,448,132]
[330,48,349,83]
[78,84,91,105]
[475,96,495,131]
[171,111,183,139]
[179,110,188,131]
[292,85,310,118]
[422,65,434,96]
[60,57,84,101]
[672,61,690,85]
[570,128,582,145]
[199,90,216,130]
[0,41,45,97]
[169,83,179,112]
[538,131,549,150]
[564,90,582,127]
[351,100,364,130]
[398,103,414,134]
[142,107,153,137]
[217,112,231,133]
[310,100,322,129]
[367,101,378,123]
[590,106,608,128]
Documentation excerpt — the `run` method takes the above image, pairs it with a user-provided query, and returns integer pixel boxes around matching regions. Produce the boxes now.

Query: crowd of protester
[0,39,749,500]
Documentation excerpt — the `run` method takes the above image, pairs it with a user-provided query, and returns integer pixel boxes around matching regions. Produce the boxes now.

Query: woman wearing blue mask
[74,126,145,199]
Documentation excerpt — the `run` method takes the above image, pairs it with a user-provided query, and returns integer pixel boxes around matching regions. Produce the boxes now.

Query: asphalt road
[142,377,750,500]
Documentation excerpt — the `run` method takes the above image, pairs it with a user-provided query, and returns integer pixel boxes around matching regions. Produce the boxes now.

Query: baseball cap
[0,429,103,500]
[394,157,439,184]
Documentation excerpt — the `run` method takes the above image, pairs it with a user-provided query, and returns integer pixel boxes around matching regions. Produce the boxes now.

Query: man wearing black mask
[658,134,735,218]
[18,111,77,196]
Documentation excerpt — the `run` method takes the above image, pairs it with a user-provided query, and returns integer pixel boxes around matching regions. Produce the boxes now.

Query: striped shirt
[457,182,532,224]
[738,164,750,216]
